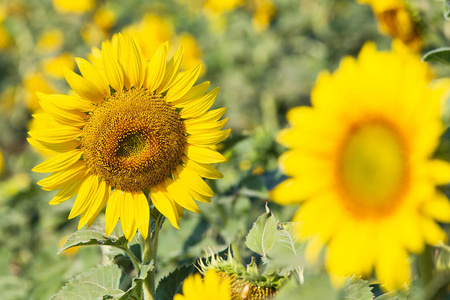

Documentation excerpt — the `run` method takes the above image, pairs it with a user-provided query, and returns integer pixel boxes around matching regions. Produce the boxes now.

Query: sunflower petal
[150,185,180,229]
[64,68,105,103]
[75,57,110,97]
[69,175,99,219]
[186,144,227,164]
[134,191,150,239]
[165,64,201,103]
[32,149,82,173]
[187,129,231,145]
[146,42,168,92]
[157,46,184,94]
[179,87,218,119]
[105,189,122,236]
[102,41,124,93]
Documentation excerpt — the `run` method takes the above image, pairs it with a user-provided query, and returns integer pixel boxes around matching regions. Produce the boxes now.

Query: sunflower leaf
[58,223,128,254]
[156,264,194,300]
[115,261,154,300]
[423,48,450,66]
[50,264,124,300]
[340,276,373,300]
[245,204,278,258]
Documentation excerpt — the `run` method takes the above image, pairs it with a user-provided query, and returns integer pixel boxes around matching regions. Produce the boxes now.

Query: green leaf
[58,223,128,254]
[115,260,154,300]
[156,264,194,300]
[265,222,305,271]
[51,264,124,300]
[275,275,338,300]
[340,277,373,300]
[445,0,450,20]
[423,48,450,66]
[245,205,278,257]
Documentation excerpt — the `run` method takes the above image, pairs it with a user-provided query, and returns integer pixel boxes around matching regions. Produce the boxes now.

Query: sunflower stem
[418,245,434,287]
[141,207,165,300]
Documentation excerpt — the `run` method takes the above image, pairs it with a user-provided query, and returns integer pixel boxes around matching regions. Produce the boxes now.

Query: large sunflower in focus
[29,34,229,240]
[271,41,450,291]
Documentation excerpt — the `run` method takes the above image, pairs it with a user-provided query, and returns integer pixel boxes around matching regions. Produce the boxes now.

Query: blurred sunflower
[271,41,450,291]
[358,0,422,51]
[52,0,95,14]
[174,269,231,300]
[29,34,229,240]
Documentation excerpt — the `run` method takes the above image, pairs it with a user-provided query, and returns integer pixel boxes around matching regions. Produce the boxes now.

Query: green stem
[141,208,164,300]
[418,245,434,287]
[123,246,141,274]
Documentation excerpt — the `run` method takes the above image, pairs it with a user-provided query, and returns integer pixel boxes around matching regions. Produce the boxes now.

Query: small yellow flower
[23,72,58,113]
[271,41,450,291]
[203,0,244,15]
[251,0,276,32]
[94,7,117,32]
[0,148,4,176]
[0,24,11,50]
[37,29,64,53]
[52,0,95,14]
[358,0,422,51]
[42,53,76,78]
[174,269,231,300]
[29,34,229,241]
[177,33,206,73]
[58,235,80,257]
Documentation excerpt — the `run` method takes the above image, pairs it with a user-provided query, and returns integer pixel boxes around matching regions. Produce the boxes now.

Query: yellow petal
[101,41,124,93]
[29,126,82,144]
[32,149,82,173]
[187,129,230,146]
[64,68,105,103]
[177,166,214,197]
[87,183,111,227]
[49,177,84,205]
[68,174,99,219]
[27,138,79,154]
[36,92,94,112]
[37,161,87,191]
[186,144,227,164]
[121,191,138,240]
[182,157,223,179]
[183,107,227,124]
[39,98,86,128]
[75,57,110,97]
[185,118,228,134]
[79,180,109,229]
[375,243,410,291]
[428,159,450,185]
[116,34,131,90]
[125,36,145,88]
[146,42,168,92]
[165,64,201,103]
[105,189,122,236]
[270,178,314,205]
[134,191,150,239]
[179,88,218,119]
[171,81,210,107]
[157,46,183,94]
[150,185,180,229]
[164,177,200,213]
[422,192,450,222]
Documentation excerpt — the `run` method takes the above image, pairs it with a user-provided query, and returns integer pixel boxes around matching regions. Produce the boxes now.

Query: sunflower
[29,33,229,241]
[270,41,450,291]
[358,0,422,52]
[174,269,231,300]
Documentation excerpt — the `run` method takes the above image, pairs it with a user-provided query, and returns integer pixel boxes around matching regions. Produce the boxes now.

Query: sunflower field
[1,0,450,299]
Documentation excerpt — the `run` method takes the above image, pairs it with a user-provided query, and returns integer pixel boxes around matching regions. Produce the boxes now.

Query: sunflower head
[29,33,229,241]
[199,248,283,299]
[271,41,450,291]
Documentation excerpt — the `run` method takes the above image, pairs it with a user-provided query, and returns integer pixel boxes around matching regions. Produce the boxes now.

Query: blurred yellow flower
[174,269,231,300]
[94,7,117,32]
[0,24,11,50]
[123,14,173,60]
[52,0,95,14]
[358,0,422,51]
[271,41,450,291]
[178,33,206,73]
[42,53,76,78]
[81,22,108,47]
[37,29,64,53]
[203,0,244,15]
[23,72,58,113]
[251,0,276,32]
[29,34,229,241]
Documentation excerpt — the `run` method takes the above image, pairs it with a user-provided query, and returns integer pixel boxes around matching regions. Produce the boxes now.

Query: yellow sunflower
[29,33,229,241]
[358,0,422,52]
[271,41,450,291]
[174,269,231,300]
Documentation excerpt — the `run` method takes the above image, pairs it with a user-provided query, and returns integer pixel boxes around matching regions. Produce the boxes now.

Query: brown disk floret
[217,272,277,300]
[81,88,186,191]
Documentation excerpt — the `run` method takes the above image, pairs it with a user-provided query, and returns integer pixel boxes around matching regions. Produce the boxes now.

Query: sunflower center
[338,121,408,215]
[81,89,186,192]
